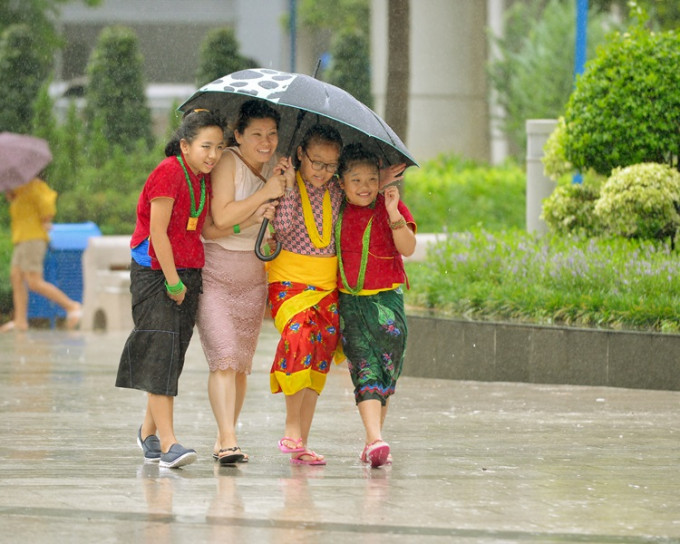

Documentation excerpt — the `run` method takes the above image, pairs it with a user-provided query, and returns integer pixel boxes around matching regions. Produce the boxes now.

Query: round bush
[594,163,680,240]
[542,182,601,236]
[563,25,680,176]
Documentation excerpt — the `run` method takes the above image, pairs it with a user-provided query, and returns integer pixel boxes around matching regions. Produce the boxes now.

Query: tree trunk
[384,0,410,145]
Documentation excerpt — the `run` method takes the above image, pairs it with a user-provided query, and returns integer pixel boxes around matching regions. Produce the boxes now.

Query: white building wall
[372,0,492,163]
[57,0,288,81]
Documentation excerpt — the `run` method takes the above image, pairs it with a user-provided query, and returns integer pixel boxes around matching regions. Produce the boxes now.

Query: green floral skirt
[339,288,407,405]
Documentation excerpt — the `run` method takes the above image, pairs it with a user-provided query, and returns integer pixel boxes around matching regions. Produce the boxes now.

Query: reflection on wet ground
[0,321,679,543]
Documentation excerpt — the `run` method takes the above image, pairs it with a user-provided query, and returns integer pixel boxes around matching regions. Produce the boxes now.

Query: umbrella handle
[255,218,281,262]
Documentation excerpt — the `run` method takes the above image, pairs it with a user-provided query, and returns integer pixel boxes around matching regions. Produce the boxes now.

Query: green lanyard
[177,155,206,218]
[335,202,373,294]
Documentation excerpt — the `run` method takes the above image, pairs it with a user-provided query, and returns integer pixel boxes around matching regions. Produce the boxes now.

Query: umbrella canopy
[178,68,418,168]
[0,132,53,192]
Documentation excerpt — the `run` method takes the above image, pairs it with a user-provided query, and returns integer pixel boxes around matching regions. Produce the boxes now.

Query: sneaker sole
[159,451,197,469]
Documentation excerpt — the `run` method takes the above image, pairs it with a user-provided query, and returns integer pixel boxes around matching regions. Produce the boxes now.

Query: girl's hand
[379,162,406,189]
[384,185,400,213]
[167,285,186,305]
[275,156,295,189]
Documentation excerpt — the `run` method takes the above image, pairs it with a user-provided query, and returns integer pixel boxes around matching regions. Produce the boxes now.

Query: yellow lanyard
[297,171,331,248]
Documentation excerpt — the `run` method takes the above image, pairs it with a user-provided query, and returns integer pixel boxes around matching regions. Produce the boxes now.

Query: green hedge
[403,155,525,233]
[405,228,680,333]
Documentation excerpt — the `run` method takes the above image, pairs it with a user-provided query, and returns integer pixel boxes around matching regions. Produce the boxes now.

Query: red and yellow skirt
[267,250,342,395]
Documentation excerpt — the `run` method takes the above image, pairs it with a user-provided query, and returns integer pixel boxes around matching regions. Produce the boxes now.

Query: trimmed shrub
[84,26,153,153]
[195,27,255,88]
[594,163,680,241]
[563,24,680,175]
[56,141,161,234]
[542,116,572,182]
[325,28,373,108]
[542,182,602,236]
[0,24,51,133]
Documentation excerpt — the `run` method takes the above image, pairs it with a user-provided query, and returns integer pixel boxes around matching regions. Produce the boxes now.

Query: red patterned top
[337,194,415,290]
[272,176,343,256]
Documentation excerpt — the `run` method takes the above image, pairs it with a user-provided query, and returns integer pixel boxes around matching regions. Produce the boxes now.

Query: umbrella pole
[254,58,324,262]
[255,218,279,262]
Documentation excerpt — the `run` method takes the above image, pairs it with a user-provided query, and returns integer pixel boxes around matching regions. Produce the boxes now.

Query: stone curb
[404,315,680,391]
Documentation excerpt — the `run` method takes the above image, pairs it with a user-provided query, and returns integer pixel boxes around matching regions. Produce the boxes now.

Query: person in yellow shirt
[1,178,81,332]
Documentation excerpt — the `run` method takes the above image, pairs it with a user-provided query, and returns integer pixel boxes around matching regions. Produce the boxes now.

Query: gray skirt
[116,261,202,396]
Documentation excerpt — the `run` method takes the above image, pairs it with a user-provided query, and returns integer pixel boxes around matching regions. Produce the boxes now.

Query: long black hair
[164,109,225,157]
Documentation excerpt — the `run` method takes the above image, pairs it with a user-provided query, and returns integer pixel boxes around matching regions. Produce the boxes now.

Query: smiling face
[180,126,225,175]
[235,117,279,166]
[339,160,380,207]
[297,141,341,188]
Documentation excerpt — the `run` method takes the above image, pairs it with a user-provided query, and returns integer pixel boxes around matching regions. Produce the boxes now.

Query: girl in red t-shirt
[116,109,225,469]
[335,143,417,468]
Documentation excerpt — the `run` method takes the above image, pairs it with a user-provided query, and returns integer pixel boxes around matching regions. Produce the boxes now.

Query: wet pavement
[0,320,679,543]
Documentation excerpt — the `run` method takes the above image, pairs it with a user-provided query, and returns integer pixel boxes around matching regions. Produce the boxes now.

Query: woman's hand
[253,200,278,224]
[379,162,406,189]
[263,171,287,200]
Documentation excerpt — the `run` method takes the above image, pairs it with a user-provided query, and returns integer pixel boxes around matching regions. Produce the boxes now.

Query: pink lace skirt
[196,244,267,373]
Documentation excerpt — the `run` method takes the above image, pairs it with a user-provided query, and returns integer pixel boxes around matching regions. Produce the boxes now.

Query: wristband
[389,217,407,230]
[165,279,185,294]
[233,224,241,234]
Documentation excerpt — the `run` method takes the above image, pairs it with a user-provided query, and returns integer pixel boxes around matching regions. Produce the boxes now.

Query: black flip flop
[216,447,245,466]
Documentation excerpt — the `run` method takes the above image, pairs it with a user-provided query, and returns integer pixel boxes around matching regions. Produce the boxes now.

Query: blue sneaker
[160,443,197,469]
[137,426,161,462]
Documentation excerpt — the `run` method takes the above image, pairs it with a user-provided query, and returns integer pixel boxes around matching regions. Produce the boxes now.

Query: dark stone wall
[404,316,680,391]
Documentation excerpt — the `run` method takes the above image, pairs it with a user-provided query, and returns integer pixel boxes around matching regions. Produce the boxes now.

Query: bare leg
[24,270,80,313]
[146,393,177,453]
[141,404,157,439]
[358,399,383,445]
[299,388,319,447]
[234,372,247,425]
[380,399,390,430]
[208,369,238,451]
[283,389,304,443]
[9,266,29,331]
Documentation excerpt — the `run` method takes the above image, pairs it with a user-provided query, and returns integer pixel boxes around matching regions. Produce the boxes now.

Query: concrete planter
[404,315,680,391]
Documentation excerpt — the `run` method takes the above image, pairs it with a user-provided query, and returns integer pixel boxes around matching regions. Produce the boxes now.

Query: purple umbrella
[0,132,53,192]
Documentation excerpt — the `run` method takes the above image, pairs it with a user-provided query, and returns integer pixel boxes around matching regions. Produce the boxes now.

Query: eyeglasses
[304,150,338,173]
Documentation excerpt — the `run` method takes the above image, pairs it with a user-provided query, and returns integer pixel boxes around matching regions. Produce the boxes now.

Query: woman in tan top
[196,100,291,465]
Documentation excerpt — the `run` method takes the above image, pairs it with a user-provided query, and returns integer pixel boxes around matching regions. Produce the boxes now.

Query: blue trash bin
[28,222,102,327]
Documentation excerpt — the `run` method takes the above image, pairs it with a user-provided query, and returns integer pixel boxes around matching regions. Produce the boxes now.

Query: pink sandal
[290,449,326,466]
[361,440,390,468]
[278,437,305,453]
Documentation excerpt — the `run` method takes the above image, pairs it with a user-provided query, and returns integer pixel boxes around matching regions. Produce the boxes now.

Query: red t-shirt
[337,194,415,291]
[130,155,211,270]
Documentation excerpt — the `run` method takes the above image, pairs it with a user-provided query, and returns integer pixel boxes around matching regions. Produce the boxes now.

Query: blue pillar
[575,0,588,77]
[572,0,588,184]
